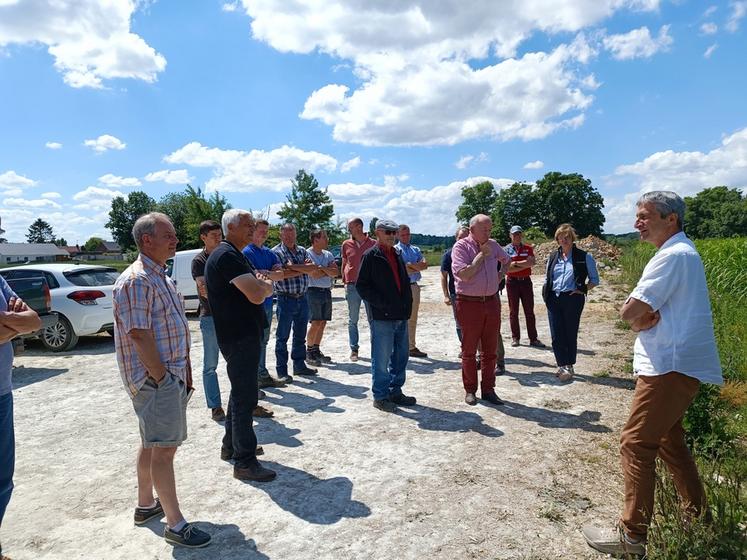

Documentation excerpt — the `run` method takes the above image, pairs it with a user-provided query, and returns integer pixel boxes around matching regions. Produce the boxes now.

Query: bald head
[469,214,492,244]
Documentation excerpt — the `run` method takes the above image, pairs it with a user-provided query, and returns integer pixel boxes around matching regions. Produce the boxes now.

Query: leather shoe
[350,350,359,362]
[465,392,477,405]
[373,399,397,412]
[529,339,546,348]
[389,393,416,406]
[481,392,504,405]
[234,461,276,482]
[495,363,506,376]
[294,366,318,376]
[210,407,226,422]
[409,347,428,358]
[253,405,274,418]
[277,374,294,384]
[511,338,520,347]
[258,376,286,388]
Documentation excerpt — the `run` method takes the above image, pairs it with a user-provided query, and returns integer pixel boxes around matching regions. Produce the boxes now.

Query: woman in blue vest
[542,224,599,381]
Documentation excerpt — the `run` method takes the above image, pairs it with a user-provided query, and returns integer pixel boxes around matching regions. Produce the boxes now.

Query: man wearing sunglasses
[356,219,416,412]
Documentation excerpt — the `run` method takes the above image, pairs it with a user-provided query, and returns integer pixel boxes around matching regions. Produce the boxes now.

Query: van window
[166,258,174,277]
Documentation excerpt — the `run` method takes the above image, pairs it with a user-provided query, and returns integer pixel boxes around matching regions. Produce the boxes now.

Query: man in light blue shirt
[395,224,428,358]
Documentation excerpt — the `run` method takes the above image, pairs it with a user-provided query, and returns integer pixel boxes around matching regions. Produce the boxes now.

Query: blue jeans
[0,392,14,529]
[275,295,309,376]
[258,303,273,380]
[345,283,371,351]
[199,316,221,409]
[369,319,409,401]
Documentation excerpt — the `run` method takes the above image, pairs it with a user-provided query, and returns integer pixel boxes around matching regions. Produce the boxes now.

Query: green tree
[493,182,537,242]
[684,186,747,238]
[54,237,68,247]
[369,217,378,236]
[455,181,497,225]
[106,191,157,250]
[83,237,105,252]
[276,169,336,247]
[179,185,232,248]
[532,172,605,237]
[26,218,56,243]
[157,192,191,249]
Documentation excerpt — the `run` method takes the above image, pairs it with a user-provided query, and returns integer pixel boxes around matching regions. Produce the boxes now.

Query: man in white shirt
[583,191,723,557]
[305,229,340,366]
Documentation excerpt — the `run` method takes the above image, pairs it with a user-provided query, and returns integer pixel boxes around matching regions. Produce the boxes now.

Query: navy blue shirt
[440,248,456,297]
[0,276,18,396]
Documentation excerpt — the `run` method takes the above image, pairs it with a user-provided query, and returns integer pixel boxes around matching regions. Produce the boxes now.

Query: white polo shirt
[629,232,722,385]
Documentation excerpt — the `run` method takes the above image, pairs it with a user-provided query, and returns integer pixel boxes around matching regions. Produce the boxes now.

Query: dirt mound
[532,235,622,273]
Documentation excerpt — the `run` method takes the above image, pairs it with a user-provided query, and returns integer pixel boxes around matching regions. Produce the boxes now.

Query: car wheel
[40,315,79,352]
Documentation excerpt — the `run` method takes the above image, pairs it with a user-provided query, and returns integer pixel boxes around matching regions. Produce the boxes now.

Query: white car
[166,249,201,313]
[0,263,118,351]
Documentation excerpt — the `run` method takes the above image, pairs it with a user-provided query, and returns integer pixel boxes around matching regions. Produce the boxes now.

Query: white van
[166,248,201,313]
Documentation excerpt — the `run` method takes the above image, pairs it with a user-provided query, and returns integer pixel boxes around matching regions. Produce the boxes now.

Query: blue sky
[1,0,746,244]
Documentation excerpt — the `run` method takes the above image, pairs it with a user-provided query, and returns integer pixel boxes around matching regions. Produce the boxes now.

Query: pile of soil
[532,235,623,273]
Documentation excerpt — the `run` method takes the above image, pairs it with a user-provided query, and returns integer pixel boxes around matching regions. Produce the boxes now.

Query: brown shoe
[409,347,428,358]
[465,392,477,405]
[258,376,287,388]
[211,407,226,422]
[253,405,274,418]
[350,350,359,362]
[234,461,276,482]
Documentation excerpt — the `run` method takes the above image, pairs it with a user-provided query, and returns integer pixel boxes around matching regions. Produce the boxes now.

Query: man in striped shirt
[113,212,210,549]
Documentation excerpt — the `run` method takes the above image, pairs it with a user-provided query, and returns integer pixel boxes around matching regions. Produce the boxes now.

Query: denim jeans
[345,283,371,351]
[275,295,309,376]
[546,292,585,367]
[219,336,260,468]
[369,319,409,401]
[258,303,274,380]
[0,392,14,529]
[199,316,222,409]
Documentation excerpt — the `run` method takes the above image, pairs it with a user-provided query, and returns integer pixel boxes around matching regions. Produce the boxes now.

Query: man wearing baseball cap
[355,219,416,412]
[504,225,545,348]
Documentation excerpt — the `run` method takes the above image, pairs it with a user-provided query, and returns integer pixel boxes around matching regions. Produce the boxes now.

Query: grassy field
[618,237,747,559]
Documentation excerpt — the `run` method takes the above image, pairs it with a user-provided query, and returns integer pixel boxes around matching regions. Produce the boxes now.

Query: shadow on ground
[395,403,504,437]
[12,365,68,388]
[496,399,611,433]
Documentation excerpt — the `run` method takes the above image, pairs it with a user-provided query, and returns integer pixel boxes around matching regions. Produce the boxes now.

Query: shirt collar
[139,253,166,276]
[657,231,687,253]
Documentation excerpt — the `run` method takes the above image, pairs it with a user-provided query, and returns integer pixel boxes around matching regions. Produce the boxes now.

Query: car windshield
[64,268,119,287]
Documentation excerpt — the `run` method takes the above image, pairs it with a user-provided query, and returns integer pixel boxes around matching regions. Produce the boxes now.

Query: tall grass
[618,237,747,559]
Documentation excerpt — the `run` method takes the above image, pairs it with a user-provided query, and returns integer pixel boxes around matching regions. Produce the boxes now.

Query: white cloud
[1,188,23,197]
[340,156,361,173]
[704,43,718,58]
[222,1,240,12]
[0,0,166,88]
[164,142,338,192]
[84,134,126,153]
[236,1,662,146]
[604,126,747,232]
[523,160,545,169]
[704,6,718,18]
[726,1,747,32]
[45,141,63,150]
[700,22,718,35]
[3,197,61,209]
[41,191,62,199]
[603,25,673,60]
[456,152,488,169]
[98,173,141,187]
[0,170,37,191]
[72,185,125,201]
[144,169,193,184]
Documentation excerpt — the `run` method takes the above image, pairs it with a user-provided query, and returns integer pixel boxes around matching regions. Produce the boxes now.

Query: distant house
[0,243,70,264]
[64,240,124,261]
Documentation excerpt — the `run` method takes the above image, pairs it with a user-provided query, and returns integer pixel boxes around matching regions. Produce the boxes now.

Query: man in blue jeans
[0,272,42,560]
[356,219,416,412]
[341,218,375,361]
[272,223,321,379]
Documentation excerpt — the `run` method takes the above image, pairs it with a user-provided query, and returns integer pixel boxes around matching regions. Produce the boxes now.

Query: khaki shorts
[131,373,193,448]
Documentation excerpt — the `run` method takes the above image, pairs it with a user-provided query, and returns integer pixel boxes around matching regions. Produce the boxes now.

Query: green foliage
[83,237,104,252]
[176,185,232,249]
[521,226,548,245]
[156,192,191,249]
[369,217,378,236]
[106,191,157,250]
[494,182,537,242]
[532,172,605,238]
[54,237,67,247]
[684,186,747,239]
[277,169,338,247]
[455,181,497,231]
[26,218,56,243]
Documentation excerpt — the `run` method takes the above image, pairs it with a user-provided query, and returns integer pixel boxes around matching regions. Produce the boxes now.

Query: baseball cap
[375,218,399,232]
[509,225,523,234]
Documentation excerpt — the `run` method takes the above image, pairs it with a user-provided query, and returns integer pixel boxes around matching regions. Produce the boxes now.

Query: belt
[410,282,418,285]
[307,287,330,291]
[456,292,497,302]
[507,276,531,281]
[277,292,305,299]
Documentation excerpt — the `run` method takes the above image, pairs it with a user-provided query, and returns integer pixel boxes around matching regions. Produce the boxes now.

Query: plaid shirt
[113,254,191,397]
[272,243,310,295]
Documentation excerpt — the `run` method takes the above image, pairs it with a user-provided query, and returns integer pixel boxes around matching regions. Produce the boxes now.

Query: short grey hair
[132,212,171,249]
[637,191,685,230]
[469,214,491,227]
[280,223,296,232]
[221,209,252,236]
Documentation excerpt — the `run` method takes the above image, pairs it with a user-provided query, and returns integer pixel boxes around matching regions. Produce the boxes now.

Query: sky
[1,0,746,244]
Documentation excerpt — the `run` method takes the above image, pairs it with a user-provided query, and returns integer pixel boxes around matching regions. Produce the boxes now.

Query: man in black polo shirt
[205,209,276,482]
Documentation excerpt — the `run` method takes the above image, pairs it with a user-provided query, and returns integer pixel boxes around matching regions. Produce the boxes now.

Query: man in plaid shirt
[272,223,323,379]
[113,212,210,549]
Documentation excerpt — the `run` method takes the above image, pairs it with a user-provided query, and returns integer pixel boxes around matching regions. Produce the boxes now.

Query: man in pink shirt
[341,217,376,361]
[452,214,510,406]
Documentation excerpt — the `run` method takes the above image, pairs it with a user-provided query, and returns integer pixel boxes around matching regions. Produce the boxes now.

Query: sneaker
[511,338,520,347]
[253,405,274,418]
[581,525,646,556]
[350,349,359,362]
[294,366,318,376]
[164,523,212,548]
[495,363,506,376]
[389,393,417,406]
[134,498,163,525]
[465,392,477,405]
[258,376,287,389]
[277,374,294,384]
[481,392,505,405]
[317,348,332,363]
[556,366,573,382]
[373,399,397,412]
[221,446,264,461]
[305,349,321,367]
[529,339,546,348]
[409,347,428,358]
[210,407,226,422]
[234,460,277,482]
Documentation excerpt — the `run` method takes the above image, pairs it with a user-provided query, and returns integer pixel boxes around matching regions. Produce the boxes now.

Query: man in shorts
[113,212,211,549]
[305,229,339,366]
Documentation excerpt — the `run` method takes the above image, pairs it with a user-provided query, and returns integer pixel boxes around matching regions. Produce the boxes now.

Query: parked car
[0,264,118,351]
[3,273,59,353]
[166,249,201,313]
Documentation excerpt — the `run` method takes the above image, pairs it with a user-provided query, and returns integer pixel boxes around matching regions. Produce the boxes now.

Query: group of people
[0,190,721,557]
